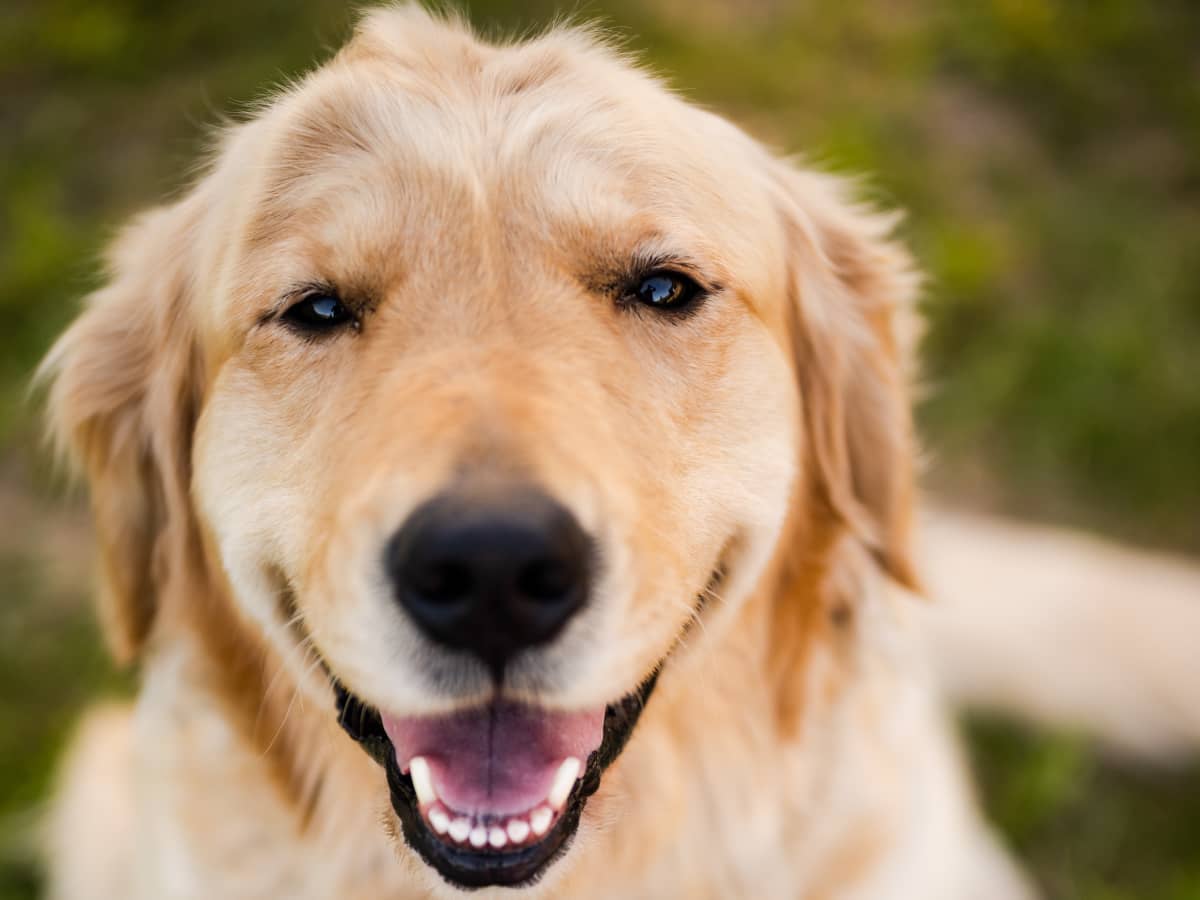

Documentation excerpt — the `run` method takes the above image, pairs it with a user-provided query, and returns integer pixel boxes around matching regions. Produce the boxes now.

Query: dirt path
[0,473,93,601]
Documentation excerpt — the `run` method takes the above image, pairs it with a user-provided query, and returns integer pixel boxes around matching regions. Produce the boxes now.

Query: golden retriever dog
[40,6,1046,898]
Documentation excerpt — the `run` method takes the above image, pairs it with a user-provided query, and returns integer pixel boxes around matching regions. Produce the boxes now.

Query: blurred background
[2,1,1198,897]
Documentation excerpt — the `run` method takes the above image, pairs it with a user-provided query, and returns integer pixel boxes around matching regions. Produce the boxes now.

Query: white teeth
[409,757,436,807]
[435,812,540,848]
[427,789,566,847]
[547,757,581,810]
[429,808,450,835]
[530,806,553,836]
[448,818,471,843]
[507,819,530,843]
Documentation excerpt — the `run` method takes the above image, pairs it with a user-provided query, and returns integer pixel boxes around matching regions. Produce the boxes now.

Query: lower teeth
[425,804,554,848]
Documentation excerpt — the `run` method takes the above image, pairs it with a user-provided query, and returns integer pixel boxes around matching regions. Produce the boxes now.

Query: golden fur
[42,7,1034,898]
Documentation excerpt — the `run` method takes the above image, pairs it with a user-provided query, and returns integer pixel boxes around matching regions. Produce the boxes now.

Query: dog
[40,7,1042,898]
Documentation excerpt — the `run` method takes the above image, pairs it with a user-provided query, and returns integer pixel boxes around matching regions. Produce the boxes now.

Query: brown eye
[282,292,354,333]
[631,271,701,311]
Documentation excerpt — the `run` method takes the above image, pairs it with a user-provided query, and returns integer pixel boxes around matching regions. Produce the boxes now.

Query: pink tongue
[382,702,604,817]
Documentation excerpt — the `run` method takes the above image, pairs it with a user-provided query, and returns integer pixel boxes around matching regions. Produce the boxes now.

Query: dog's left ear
[772,164,922,590]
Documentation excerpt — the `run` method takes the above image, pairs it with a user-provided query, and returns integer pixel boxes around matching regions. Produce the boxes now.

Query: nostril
[516,558,576,604]
[409,560,474,605]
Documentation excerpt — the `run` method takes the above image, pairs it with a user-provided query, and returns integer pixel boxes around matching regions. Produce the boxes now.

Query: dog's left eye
[633,272,700,310]
[282,292,354,333]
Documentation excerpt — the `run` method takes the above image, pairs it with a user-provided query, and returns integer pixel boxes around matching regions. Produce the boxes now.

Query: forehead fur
[270,7,681,189]
[212,5,784,285]
[343,5,641,95]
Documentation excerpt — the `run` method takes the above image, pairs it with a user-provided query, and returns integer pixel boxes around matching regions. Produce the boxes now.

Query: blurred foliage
[1,1,1198,899]
[970,716,1200,900]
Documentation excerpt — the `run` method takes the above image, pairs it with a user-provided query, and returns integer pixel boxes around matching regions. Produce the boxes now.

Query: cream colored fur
[40,7,1195,900]
[919,505,1200,761]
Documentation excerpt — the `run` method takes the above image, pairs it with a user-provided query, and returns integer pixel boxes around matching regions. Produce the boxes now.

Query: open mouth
[329,558,726,888]
[334,673,659,889]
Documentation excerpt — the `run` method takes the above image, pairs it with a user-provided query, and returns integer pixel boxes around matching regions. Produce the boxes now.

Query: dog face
[43,8,917,890]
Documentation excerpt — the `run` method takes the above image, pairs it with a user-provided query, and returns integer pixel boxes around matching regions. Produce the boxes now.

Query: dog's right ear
[770,164,922,591]
[39,196,207,665]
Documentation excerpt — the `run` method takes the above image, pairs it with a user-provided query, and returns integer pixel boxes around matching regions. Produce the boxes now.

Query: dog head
[42,7,917,890]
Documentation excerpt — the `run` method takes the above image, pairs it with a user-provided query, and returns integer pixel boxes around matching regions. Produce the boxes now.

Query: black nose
[385,487,593,673]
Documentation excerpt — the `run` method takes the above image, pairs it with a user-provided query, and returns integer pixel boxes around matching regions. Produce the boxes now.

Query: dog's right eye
[281,292,355,333]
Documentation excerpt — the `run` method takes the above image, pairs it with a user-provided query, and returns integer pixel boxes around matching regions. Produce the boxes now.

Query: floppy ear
[40,198,206,664]
[774,164,922,591]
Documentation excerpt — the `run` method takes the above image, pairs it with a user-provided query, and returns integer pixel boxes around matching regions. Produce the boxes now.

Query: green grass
[2,1,1199,898]
[970,716,1200,900]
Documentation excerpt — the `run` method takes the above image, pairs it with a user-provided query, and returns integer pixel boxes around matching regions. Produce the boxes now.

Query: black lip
[334,672,660,889]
